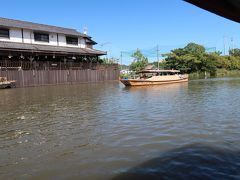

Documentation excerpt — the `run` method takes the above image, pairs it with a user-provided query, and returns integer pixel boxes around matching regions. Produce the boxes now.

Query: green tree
[227,56,240,70]
[100,57,119,64]
[229,48,240,57]
[151,61,167,69]
[185,43,205,55]
[163,43,218,73]
[202,53,218,74]
[129,49,148,71]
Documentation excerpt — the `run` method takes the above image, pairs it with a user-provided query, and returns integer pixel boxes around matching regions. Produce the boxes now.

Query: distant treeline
[151,43,240,74]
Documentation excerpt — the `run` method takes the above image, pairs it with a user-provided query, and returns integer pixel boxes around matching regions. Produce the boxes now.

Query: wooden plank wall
[0,69,120,87]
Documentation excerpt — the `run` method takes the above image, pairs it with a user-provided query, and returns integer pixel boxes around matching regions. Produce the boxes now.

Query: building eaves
[0,41,106,56]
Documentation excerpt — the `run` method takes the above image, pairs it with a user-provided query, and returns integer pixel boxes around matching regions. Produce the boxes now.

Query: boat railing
[0,66,22,71]
[0,77,16,83]
[0,77,7,82]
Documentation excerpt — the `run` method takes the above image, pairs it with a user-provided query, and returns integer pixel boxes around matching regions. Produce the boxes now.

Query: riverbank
[189,69,240,79]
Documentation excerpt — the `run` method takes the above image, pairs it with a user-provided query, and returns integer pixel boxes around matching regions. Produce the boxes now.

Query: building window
[66,36,78,45]
[34,32,49,42]
[0,28,10,38]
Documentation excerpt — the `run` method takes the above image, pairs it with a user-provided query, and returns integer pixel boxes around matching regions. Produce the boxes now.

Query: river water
[1,78,240,179]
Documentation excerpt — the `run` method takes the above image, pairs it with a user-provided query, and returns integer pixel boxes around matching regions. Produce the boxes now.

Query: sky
[0,0,239,64]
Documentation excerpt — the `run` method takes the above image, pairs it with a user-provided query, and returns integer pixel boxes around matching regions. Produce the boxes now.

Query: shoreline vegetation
[121,42,240,79]
[189,69,240,80]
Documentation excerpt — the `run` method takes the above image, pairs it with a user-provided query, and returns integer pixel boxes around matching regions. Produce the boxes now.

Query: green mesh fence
[121,45,217,65]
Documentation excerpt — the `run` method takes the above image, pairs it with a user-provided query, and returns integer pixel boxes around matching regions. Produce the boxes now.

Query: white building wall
[58,34,67,47]
[23,30,31,43]
[0,35,9,42]
[0,27,87,48]
[79,37,86,48]
[10,28,22,42]
[49,33,58,46]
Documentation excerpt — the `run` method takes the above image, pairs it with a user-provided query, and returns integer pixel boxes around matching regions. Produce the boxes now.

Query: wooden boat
[0,77,16,89]
[120,70,188,86]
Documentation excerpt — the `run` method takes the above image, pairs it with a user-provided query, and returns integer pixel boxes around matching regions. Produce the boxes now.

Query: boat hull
[0,81,16,89]
[120,78,188,86]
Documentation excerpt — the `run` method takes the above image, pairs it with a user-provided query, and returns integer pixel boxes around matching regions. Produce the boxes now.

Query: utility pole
[157,45,159,70]
[100,42,111,63]
[231,37,234,50]
[223,36,226,55]
[120,51,123,70]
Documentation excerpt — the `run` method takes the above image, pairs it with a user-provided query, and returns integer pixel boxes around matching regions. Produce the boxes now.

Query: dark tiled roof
[85,37,97,45]
[0,17,89,37]
[0,41,106,56]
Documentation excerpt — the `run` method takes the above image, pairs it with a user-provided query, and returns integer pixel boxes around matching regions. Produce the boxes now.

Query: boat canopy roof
[138,70,180,73]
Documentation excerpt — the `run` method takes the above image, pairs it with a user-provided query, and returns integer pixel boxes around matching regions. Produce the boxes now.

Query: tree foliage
[163,43,219,73]
[150,61,167,70]
[229,48,240,57]
[130,43,240,74]
[100,57,119,64]
[129,49,148,71]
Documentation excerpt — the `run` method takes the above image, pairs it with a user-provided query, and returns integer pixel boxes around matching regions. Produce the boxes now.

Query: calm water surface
[1,78,240,179]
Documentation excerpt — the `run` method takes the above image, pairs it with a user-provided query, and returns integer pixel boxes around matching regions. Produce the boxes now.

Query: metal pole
[120,51,123,70]
[60,58,61,70]
[5,59,7,71]
[231,37,234,50]
[157,45,159,70]
[223,36,226,55]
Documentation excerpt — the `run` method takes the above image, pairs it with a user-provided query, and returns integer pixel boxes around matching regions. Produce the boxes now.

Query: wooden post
[5,59,7,71]
[21,69,24,87]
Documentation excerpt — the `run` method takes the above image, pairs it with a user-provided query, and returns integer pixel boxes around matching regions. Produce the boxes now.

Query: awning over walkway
[0,41,106,56]
[185,0,240,23]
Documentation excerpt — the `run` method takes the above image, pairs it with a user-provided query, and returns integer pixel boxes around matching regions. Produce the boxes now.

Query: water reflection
[123,82,188,91]
[123,82,188,97]
[113,144,240,180]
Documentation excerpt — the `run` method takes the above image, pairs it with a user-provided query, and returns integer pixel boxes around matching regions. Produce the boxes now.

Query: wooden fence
[0,60,118,71]
[0,69,120,88]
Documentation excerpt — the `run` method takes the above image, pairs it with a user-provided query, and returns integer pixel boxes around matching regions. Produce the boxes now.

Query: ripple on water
[0,79,240,179]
